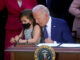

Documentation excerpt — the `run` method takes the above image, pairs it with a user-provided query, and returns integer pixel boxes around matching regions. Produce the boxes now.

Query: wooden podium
[5,45,80,60]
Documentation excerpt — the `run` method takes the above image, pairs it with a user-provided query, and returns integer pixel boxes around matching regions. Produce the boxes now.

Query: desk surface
[5,45,80,53]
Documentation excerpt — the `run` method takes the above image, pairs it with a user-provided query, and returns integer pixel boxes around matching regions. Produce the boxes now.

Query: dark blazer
[51,17,74,43]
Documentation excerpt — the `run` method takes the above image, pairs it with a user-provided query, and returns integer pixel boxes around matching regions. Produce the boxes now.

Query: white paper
[37,43,60,47]
[60,43,80,47]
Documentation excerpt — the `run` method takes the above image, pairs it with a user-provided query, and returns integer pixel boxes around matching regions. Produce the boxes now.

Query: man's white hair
[32,5,50,16]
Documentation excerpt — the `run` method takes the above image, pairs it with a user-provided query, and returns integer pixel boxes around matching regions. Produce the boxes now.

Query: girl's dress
[24,27,41,44]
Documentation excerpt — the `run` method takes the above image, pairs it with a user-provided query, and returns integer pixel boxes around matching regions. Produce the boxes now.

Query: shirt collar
[46,16,51,27]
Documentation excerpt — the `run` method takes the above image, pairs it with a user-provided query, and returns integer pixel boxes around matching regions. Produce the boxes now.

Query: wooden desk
[5,45,80,60]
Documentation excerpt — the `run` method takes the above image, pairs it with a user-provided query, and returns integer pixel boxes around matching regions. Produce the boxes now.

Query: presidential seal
[34,45,56,60]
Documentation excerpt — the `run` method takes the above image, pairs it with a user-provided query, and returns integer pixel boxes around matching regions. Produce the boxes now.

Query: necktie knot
[44,25,47,27]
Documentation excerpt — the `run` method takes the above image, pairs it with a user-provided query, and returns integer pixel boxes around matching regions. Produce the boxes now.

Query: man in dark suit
[32,5,74,43]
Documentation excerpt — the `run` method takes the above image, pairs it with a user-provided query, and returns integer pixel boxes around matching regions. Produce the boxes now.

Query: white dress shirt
[46,16,51,39]
[18,1,22,7]
[44,16,57,43]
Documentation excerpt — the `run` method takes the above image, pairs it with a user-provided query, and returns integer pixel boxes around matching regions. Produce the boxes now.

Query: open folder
[37,43,60,47]
[60,43,80,47]
[37,43,80,47]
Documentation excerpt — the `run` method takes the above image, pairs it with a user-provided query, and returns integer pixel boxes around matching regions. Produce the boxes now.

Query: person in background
[69,0,80,41]
[32,5,74,43]
[10,9,42,44]
[0,0,37,60]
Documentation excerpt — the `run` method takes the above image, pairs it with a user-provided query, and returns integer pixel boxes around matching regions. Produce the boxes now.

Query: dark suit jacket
[51,17,74,43]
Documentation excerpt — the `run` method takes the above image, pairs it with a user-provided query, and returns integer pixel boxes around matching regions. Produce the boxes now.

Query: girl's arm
[16,30,27,43]
[28,25,41,44]
[18,30,23,38]
[18,25,41,44]
[18,39,27,43]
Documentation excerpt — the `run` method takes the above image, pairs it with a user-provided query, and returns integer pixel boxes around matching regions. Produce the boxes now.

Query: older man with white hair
[32,5,74,43]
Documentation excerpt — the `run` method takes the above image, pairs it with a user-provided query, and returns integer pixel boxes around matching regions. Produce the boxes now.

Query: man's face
[33,10,47,26]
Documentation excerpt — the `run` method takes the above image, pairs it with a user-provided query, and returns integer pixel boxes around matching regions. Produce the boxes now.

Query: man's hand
[45,38,54,43]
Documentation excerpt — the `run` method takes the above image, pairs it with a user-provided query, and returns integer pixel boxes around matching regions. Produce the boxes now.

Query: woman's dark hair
[20,9,36,27]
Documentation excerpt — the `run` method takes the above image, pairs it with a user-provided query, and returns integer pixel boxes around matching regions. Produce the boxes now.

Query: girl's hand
[14,35,20,41]
[10,37,15,43]
[18,39,27,43]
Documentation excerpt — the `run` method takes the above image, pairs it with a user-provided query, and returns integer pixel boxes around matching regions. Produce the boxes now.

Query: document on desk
[37,43,60,47]
[60,43,80,47]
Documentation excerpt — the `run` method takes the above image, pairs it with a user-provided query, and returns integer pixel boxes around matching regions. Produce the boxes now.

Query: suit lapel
[51,17,56,40]
[15,0,23,9]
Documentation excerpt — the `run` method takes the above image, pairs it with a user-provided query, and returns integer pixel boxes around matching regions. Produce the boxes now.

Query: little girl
[10,9,42,44]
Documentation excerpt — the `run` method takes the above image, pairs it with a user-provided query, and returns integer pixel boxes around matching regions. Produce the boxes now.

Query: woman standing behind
[0,0,37,60]
[69,0,80,40]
